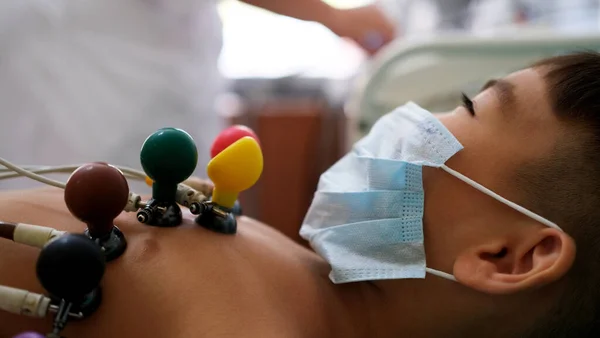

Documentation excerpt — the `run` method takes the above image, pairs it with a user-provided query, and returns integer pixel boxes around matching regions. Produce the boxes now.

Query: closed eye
[461,93,475,116]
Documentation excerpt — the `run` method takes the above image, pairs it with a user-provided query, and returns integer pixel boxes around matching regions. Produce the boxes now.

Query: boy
[1,51,599,337]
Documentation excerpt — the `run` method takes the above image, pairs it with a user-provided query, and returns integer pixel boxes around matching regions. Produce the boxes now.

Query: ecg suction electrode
[0,124,264,337]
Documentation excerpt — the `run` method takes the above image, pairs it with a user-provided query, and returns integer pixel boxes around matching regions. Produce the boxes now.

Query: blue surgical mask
[299,102,561,284]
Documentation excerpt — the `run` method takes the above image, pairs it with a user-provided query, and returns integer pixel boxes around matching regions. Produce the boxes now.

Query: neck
[363,279,498,338]
[336,279,464,338]
[335,282,412,338]
[304,257,475,337]
[327,281,379,338]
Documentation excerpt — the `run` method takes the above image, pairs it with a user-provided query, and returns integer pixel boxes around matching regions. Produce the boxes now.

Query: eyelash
[461,92,475,116]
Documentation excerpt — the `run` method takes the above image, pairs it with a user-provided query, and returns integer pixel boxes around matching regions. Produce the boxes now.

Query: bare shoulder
[0,188,337,338]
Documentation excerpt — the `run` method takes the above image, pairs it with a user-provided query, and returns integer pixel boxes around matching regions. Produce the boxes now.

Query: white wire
[0,167,71,180]
[0,157,67,188]
[0,164,146,178]
[0,169,144,181]
[0,165,52,172]
[0,158,148,188]
[3,166,68,172]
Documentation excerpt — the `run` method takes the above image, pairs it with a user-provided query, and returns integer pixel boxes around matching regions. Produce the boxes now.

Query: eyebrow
[480,79,517,115]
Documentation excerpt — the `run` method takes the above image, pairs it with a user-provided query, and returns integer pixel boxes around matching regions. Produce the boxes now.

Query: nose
[432,111,460,134]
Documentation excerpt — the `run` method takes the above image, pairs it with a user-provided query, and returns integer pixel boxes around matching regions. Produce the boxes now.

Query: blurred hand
[327,5,397,55]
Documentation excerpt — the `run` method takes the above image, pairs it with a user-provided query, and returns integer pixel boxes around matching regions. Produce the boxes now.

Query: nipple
[64,162,129,261]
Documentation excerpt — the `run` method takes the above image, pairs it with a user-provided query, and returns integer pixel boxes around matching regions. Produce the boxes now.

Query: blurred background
[2,0,600,241]
[218,0,600,241]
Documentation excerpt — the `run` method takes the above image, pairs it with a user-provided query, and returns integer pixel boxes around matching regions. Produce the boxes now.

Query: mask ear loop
[440,165,562,231]
[425,268,457,281]
[423,165,562,283]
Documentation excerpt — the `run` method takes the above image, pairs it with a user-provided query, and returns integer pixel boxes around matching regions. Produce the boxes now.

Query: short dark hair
[515,51,600,337]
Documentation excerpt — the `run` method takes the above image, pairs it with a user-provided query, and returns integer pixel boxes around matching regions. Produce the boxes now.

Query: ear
[453,228,576,294]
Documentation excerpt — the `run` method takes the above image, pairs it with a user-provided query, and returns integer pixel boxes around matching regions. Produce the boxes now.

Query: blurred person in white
[0,0,395,189]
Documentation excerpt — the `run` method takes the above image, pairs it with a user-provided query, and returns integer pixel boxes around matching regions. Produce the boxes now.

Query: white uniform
[0,0,224,189]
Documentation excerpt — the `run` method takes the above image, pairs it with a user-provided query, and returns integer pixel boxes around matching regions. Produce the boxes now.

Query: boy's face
[425,67,566,277]
[375,68,577,337]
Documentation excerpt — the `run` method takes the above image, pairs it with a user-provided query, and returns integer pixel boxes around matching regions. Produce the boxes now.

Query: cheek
[421,167,469,268]
[422,166,504,271]
[436,111,510,184]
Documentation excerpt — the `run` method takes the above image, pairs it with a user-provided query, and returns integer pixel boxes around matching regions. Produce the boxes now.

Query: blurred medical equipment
[346,28,600,144]
[380,0,600,34]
